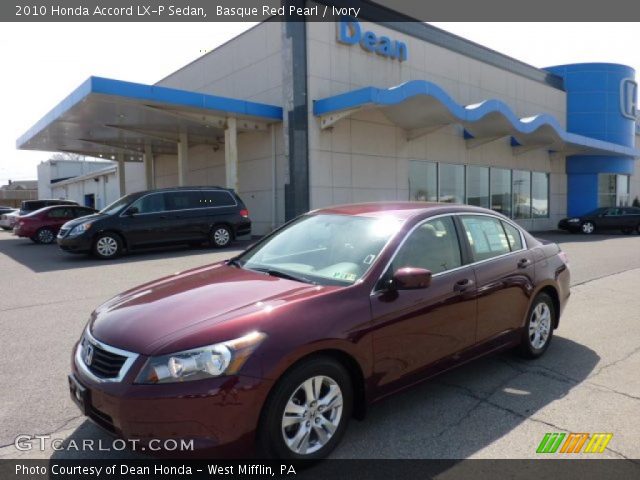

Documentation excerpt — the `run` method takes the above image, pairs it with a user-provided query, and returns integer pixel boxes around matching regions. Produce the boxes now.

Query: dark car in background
[57,186,251,259]
[558,207,640,234]
[13,205,97,244]
[19,199,78,216]
[68,202,569,459]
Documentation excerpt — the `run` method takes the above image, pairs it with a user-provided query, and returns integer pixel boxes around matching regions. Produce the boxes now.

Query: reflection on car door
[370,215,477,393]
[123,192,173,247]
[459,215,535,344]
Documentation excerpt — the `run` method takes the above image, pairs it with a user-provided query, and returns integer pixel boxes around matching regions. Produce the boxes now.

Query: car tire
[581,221,595,234]
[35,227,55,244]
[92,233,122,259]
[1,226,11,231]
[210,225,232,248]
[518,292,555,359]
[258,356,353,460]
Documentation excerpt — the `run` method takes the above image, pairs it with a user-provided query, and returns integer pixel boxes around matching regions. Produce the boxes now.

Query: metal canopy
[314,80,640,159]
[17,77,283,160]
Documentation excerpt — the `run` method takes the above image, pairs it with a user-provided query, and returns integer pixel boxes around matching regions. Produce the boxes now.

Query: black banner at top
[4,0,640,22]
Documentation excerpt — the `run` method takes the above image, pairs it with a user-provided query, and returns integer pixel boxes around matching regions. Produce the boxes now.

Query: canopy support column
[117,154,126,196]
[177,131,189,186]
[143,143,154,190]
[225,116,238,192]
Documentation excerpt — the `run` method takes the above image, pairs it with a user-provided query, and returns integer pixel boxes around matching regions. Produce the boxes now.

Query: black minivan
[57,187,251,259]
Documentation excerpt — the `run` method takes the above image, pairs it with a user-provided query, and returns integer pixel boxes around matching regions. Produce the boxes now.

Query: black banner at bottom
[2,459,640,480]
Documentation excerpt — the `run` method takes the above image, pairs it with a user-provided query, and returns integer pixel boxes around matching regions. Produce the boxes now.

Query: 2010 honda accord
[68,202,570,459]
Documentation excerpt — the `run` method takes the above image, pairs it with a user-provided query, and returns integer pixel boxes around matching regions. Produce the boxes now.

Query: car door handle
[517,258,532,268]
[453,278,474,293]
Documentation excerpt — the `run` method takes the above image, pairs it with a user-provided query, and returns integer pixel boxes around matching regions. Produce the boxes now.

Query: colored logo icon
[620,78,638,121]
[536,432,613,454]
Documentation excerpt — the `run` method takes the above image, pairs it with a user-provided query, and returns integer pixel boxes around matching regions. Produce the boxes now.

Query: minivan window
[393,216,462,274]
[461,215,511,262]
[101,195,134,215]
[200,190,236,207]
[166,191,202,210]
[131,193,166,214]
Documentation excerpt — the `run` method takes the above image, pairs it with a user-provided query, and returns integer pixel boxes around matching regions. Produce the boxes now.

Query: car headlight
[135,331,266,384]
[68,222,93,236]
[567,218,581,223]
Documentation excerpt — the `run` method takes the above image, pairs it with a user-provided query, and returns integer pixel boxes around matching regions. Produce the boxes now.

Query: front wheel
[581,221,595,234]
[210,225,232,248]
[92,233,122,259]
[518,293,555,359]
[259,357,353,460]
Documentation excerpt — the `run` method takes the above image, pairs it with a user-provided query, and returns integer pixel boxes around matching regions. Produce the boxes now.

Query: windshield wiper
[250,267,317,285]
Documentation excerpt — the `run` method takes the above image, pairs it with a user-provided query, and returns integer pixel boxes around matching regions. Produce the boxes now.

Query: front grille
[81,337,127,379]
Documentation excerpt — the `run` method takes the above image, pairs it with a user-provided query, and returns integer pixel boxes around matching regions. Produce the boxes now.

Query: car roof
[311,202,501,221]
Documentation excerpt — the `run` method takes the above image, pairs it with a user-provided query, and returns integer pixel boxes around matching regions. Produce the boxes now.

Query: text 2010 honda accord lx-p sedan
[69,202,570,459]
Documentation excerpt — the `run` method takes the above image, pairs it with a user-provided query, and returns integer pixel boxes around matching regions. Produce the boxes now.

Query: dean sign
[337,17,408,62]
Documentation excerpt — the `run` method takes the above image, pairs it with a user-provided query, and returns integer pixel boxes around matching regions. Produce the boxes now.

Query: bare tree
[50,152,86,161]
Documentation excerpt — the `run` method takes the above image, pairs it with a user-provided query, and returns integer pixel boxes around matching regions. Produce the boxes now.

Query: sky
[1,22,638,186]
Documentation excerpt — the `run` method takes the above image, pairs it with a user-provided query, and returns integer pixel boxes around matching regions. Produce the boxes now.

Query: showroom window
[531,172,549,218]
[598,174,630,207]
[438,163,465,204]
[408,163,549,219]
[512,170,531,219]
[408,161,437,202]
[466,166,490,208]
[490,168,512,218]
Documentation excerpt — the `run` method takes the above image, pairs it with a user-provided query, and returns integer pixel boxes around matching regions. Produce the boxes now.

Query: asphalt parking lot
[0,230,639,460]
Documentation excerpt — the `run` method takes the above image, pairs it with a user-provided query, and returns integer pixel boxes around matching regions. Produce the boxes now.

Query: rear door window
[48,208,74,219]
[501,221,523,251]
[165,191,202,211]
[460,215,511,262]
[199,190,236,207]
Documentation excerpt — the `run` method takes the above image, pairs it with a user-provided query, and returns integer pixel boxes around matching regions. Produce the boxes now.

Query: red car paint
[69,202,570,457]
[14,205,95,242]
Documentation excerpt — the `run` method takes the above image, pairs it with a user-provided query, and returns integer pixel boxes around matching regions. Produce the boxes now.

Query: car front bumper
[557,220,580,232]
[57,233,93,253]
[69,347,273,457]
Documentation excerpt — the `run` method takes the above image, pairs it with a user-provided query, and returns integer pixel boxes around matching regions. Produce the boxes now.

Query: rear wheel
[258,357,353,460]
[210,225,232,248]
[518,293,555,359]
[92,233,122,259]
[35,227,55,244]
[581,221,595,234]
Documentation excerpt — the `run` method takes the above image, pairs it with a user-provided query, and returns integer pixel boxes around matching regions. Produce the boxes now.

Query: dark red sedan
[69,203,570,459]
[14,205,96,244]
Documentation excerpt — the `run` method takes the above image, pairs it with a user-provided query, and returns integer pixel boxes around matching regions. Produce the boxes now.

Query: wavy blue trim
[313,80,639,158]
[17,77,283,149]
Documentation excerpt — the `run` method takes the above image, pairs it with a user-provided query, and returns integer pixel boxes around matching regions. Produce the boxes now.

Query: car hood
[89,262,327,355]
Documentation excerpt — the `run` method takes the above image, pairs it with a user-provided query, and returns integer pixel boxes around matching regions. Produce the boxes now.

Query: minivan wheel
[259,357,353,460]
[581,221,595,234]
[210,225,232,248]
[93,233,122,259]
[35,227,55,244]
[518,293,555,359]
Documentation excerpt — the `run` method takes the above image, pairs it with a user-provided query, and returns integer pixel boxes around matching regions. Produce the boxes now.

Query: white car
[0,210,19,230]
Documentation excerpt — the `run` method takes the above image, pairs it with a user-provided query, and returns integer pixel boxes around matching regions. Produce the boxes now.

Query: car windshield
[99,195,135,215]
[236,214,402,286]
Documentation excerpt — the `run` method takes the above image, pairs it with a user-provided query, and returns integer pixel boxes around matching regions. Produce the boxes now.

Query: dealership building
[17,13,640,234]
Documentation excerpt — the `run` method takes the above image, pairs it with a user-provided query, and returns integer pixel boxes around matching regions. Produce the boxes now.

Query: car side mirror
[125,206,139,216]
[392,267,432,290]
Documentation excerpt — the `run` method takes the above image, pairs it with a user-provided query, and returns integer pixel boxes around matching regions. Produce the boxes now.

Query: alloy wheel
[581,222,595,234]
[529,302,551,350]
[38,229,54,244]
[213,227,231,247]
[96,236,118,257]
[281,375,343,455]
